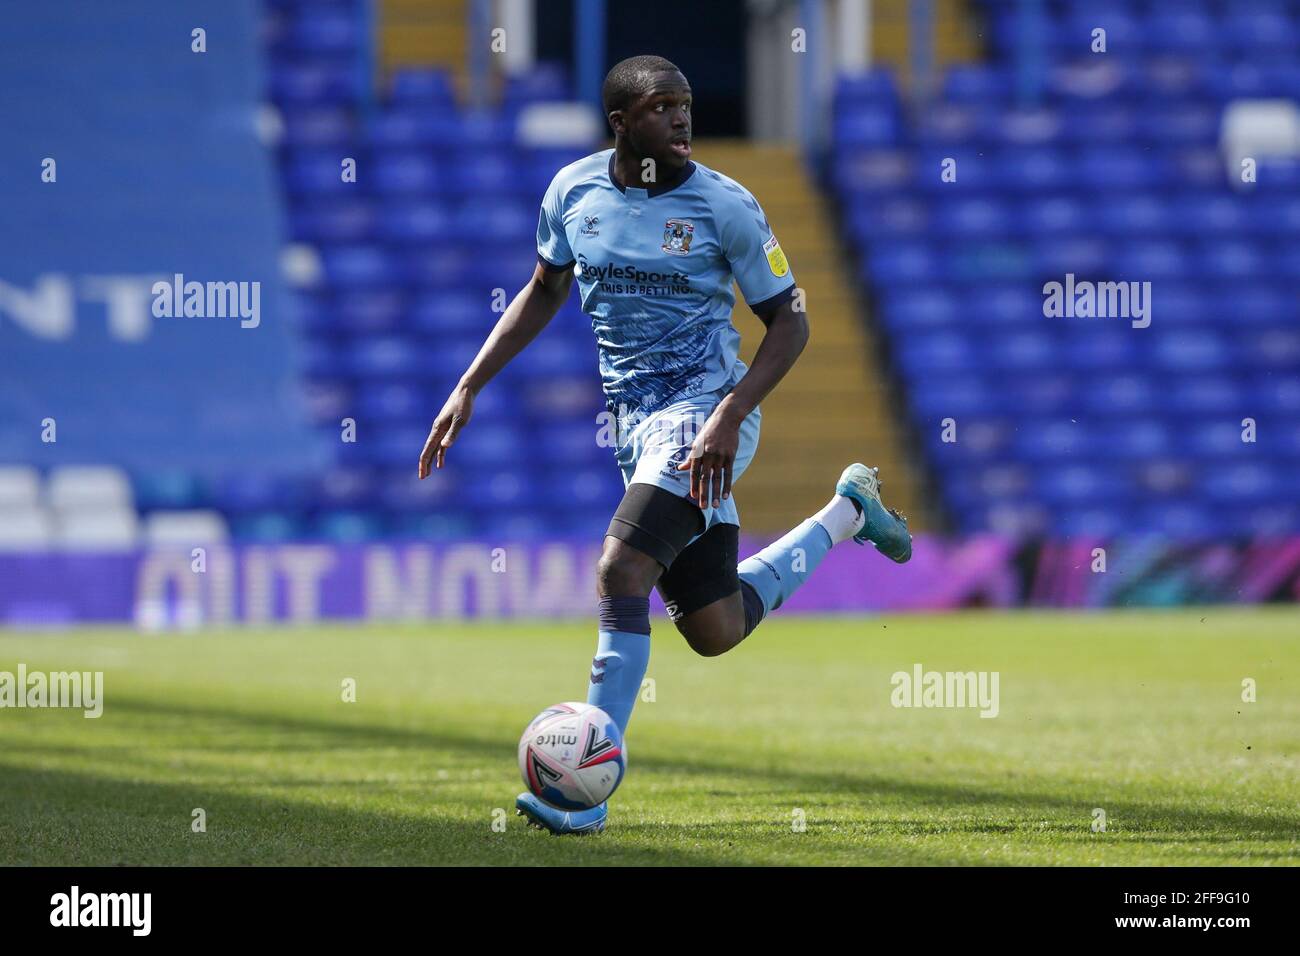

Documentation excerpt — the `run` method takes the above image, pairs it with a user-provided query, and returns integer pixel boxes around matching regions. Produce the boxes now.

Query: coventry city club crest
[662,218,694,255]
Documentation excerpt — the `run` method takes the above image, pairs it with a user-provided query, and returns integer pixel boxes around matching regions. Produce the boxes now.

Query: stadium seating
[258,0,620,541]
[830,0,1300,536]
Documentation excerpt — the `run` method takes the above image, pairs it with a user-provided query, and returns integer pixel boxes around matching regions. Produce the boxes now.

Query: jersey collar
[608,152,696,198]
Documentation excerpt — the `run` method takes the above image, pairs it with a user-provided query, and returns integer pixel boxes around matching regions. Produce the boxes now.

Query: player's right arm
[418,263,573,477]
[419,166,580,478]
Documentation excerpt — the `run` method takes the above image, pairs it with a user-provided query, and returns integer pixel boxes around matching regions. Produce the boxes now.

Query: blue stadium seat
[833,151,912,195]
[1196,240,1269,280]
[932,197,1015,238]
[314,510,386,541]
[370,152,447,194]
[322,245,400,287]
[882,287,958,329]
[292,198,376,242]
[897,332,977,373]
[502,62,571,106]
[1166,375,1245,415]
[1140,102,1219,145]
[446,151,520,195]
[348,336,425,378]
[315,468,379,509]
[356,383,428,421]
[1099,419,1176,460]
[1036,464,1130,506]
[284,11,362,55]
[1061,105,1138,145]
[230,513,304,542]
[271,62,361,104]
[376,201,452,242]
[1110,240,1190,279]
[1223,10,1298,55]
[389,67,456,107]
[835,70,899,106]
[834,107,901,147]
[1143,11,1217,54]
[1021,196,1090,235]
[1080,374,1159,415]
[1094,195,1170,236]
[281,106,355,147]
[942,65,1013,102]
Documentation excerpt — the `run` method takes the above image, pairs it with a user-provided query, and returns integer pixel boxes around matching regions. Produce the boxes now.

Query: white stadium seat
[0,508,54,551]
[0,467,41,509]
[53,508,140,551]
[144,510,230,546]
[46,465,134,512]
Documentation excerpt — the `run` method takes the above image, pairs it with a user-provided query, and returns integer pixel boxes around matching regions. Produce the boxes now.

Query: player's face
[622,71,692,173]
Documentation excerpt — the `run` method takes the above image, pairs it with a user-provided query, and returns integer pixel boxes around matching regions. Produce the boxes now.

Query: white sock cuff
[812,494,865,546]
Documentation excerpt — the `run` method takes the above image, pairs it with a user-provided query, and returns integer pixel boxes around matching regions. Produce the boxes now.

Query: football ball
[518,702,625,811]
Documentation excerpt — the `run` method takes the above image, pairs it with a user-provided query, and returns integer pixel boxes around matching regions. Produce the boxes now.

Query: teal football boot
[835,463,913,563]
[515,793,608,835]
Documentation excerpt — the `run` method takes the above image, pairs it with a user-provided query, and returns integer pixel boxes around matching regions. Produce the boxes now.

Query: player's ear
[607,109,625,137]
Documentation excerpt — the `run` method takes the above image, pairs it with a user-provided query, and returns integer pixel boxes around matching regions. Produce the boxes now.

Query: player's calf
[674,591,747,657]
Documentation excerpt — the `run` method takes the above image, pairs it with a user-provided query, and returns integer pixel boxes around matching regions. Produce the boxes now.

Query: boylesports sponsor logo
[576,255,691,295]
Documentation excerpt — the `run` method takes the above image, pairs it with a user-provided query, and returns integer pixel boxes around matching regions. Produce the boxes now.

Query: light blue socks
[586,596,651,736]
[737,517,835,619]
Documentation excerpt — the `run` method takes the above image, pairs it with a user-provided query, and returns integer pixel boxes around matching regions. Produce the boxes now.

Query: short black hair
[601,55,685,118]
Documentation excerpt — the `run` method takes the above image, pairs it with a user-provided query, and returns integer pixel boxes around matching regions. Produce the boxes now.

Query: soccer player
[418,55,912,834]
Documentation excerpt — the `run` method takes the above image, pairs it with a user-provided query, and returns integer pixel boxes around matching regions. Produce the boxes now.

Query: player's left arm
[682,300,808,508]
[680,186,807,509]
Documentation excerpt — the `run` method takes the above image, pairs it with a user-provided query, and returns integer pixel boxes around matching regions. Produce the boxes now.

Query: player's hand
[677,407,742,508]
[419,385,474,478]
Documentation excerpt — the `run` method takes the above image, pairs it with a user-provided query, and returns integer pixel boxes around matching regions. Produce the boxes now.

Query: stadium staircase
[380,0,467,90]
[692,141,930,533]
[871,0,982,86]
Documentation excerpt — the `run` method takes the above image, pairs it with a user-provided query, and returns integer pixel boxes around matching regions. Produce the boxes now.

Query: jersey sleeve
[536,173,576,271]
[720,187,796,316]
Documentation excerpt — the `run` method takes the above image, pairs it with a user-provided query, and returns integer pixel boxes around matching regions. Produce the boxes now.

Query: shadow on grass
[47,694,1300,854]
[0,762,742,867]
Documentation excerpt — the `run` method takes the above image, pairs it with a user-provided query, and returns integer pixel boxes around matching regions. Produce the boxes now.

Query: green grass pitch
[0,608,1296,866]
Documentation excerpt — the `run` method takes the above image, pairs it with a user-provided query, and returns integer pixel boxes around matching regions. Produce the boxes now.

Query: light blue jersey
[536,148,796,420]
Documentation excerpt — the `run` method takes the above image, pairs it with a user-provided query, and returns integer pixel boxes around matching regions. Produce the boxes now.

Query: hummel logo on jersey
[581,215,600,236]
[662,218,694,255]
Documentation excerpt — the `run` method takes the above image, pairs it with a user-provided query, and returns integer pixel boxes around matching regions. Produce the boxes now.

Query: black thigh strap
[606,482,704,569]
[657,522,741,621]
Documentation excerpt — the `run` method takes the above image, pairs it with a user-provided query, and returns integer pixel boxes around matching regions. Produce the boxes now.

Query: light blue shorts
[613,386,761,540]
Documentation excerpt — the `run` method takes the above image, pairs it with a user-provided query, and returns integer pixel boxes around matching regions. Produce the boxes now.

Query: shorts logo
[763,235,789,277]
[658,444,691,479]
[662,219,694,256]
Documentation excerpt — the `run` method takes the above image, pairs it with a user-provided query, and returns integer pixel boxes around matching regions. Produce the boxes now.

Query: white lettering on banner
[133,545,602,625]
[0,274,75,339]
[0,273,261,340]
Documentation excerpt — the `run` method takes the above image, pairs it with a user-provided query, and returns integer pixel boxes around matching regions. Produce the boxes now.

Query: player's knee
[596,548,657,597]
[677,613,745,658]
